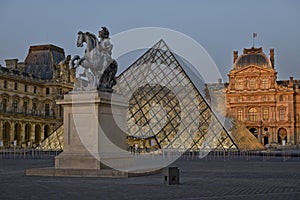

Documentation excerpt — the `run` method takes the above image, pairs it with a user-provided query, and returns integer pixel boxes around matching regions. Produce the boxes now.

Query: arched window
[248,107,258,121]
[14,123,21,145]
[44,125,50,139]
[3,122,10,146]
[249,127,258,138]
[278,128,287,145]
[25,124,31,143]
[35,124,41,144]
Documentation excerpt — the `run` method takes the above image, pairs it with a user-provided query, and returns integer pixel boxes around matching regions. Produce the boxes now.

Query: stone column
[10,122,14,147]
[30,123,35,145]
[274,127,278,143]
[40,125,45,142]
[31,124,34,143]
[0,120,3,141]
[270,126,274,143]
[20,123,25,147]
[258,126,262,143]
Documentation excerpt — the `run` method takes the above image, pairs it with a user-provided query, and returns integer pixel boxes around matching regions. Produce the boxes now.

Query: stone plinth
[56,91,132,170]
[27,91,133,177]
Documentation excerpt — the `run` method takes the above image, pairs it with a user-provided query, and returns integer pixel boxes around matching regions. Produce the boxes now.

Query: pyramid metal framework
[115,40,238,151]
[39,39,238,151]
[39,125,64,151]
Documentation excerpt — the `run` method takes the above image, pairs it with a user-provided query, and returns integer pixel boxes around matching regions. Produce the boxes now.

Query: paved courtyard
[1,154,300,200]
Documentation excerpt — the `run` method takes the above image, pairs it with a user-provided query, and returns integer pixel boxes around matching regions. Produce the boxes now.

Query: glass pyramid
[115,39,238,152]
[38,39,240,152]
[38,125,64,151]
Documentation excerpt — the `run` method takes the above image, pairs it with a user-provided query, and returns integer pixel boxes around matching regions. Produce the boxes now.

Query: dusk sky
[0,0,299,81]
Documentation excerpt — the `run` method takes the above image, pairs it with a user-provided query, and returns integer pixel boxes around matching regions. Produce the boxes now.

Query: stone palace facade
[1,43,299,149]
[225,47,300,147]
[0,44,74,147]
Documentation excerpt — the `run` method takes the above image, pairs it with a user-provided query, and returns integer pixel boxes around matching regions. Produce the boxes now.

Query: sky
[0,0,299,81]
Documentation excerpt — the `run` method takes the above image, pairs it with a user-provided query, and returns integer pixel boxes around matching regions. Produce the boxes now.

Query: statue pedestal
[27,91,133,177]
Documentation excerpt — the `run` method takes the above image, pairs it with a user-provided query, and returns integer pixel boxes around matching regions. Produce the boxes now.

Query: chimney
[233,51,238,63]
[5,59,18,69]
[289,76,294,87]
[270,48,274,67]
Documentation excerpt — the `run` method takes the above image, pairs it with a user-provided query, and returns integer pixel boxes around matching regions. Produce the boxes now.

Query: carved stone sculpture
[70,27,118,92]
[59,55,71,82]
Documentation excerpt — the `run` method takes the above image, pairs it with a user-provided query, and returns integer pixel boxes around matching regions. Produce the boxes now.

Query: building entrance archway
[249,127,258,138]
[278,128,287,145]
[35,124,41,145]
[263,127,269,145]
[44,125,50,139]
[3,122,11,147]
[263,136,269,145]
[25,124,31,143]
[14,123,21,146]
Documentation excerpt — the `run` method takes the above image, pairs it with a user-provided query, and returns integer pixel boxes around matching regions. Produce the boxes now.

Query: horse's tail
[69,55,80,68]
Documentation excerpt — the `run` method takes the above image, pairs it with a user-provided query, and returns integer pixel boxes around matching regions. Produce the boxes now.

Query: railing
[0,110,63,119]
[0,147,62,159]
[126,146,300,162]
[1,147,299,161]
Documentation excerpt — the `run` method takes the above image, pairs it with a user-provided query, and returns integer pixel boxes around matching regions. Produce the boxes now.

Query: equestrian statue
[70,27,118,92]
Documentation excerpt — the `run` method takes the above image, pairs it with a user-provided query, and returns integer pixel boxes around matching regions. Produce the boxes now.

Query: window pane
[248,108,257,121]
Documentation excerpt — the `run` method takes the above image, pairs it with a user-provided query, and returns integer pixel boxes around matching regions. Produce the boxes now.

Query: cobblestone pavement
[1,155,300,200]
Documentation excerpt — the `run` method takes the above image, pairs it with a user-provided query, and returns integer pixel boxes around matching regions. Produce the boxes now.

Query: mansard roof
[24,44,65,80]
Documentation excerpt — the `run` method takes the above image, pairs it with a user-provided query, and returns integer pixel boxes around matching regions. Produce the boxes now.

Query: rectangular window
[24,85,28,92]
[261,78,268,89]
[249,79,256,90]
[262,95,267,101]
[13,100,18,112]
[46,87,50,95]
[263,108,269,120]
[3,98,7,112]
[235,79,243,90]
[14,82,18,90]
[32,102,37,115]
[279,109,285,121]
[34,86,37,94]
[249,113,257,121]
[23,101,28,114]
[45,103,50,116]
[237,109,243,121]
[4,80,7,89]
